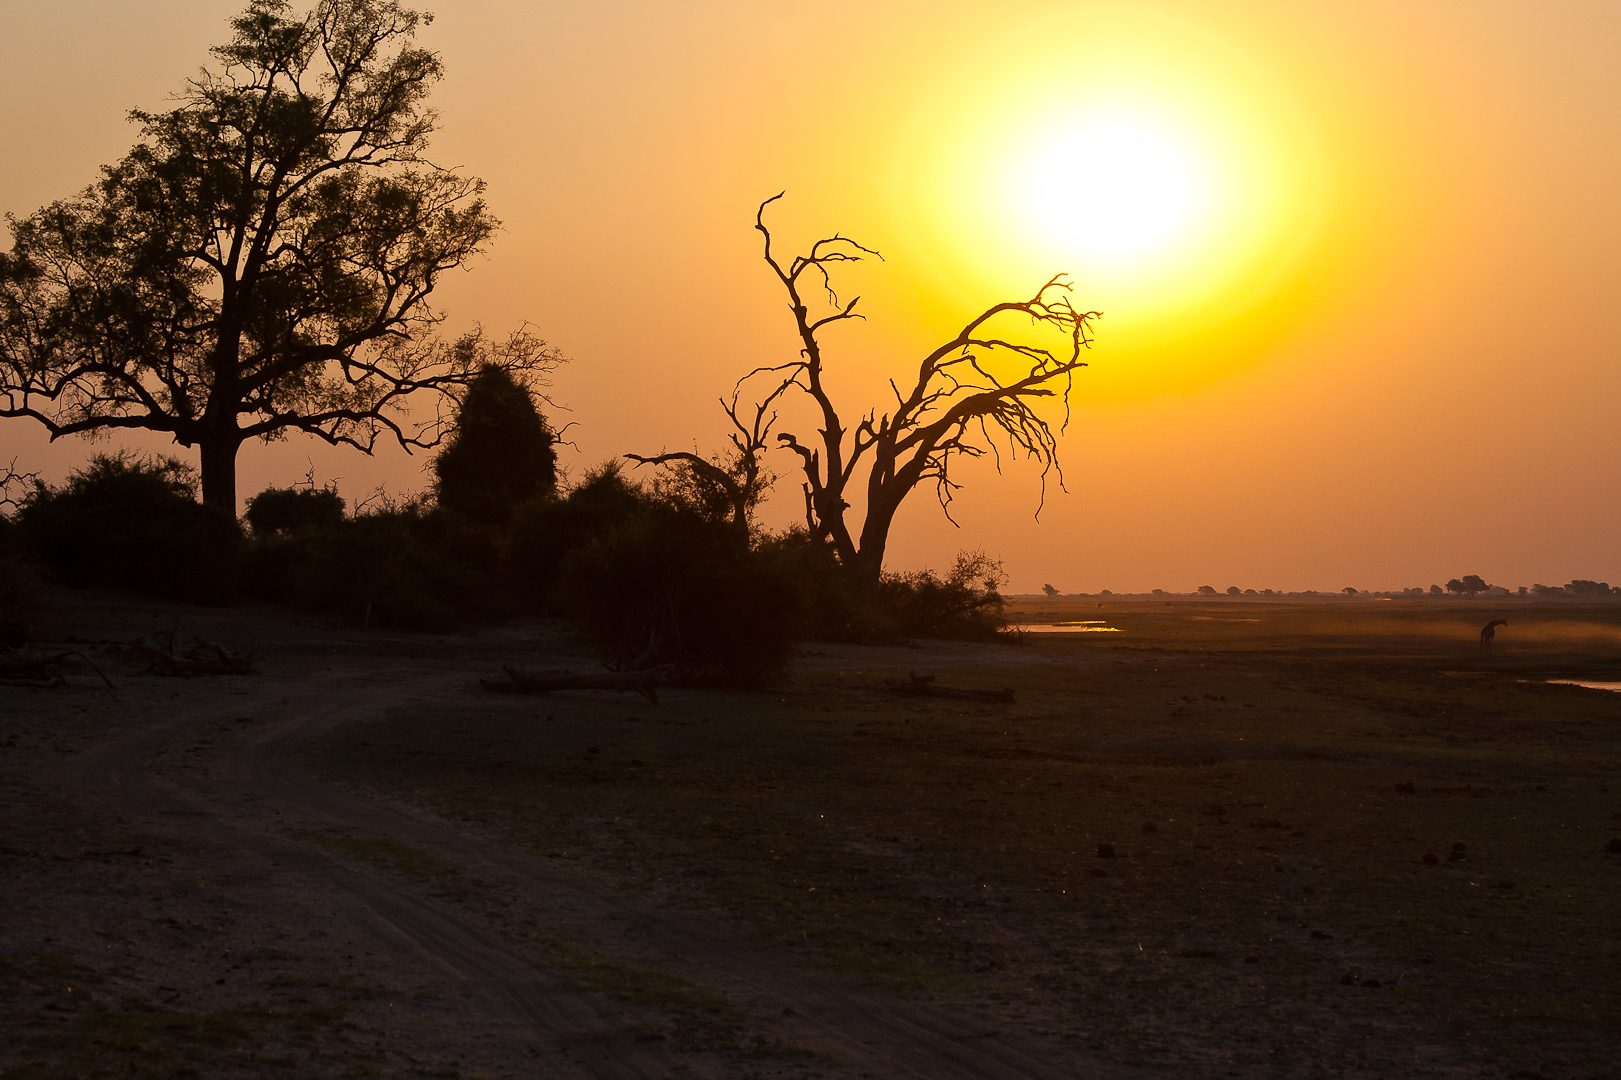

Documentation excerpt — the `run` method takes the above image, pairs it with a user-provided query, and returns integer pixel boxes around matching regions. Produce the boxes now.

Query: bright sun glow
[1015,112,1213,269]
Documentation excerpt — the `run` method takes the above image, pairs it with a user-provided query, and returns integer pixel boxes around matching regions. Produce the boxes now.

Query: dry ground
[2,591,1617,1078]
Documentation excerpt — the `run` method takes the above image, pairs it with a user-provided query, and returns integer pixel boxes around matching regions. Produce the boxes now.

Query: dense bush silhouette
[503,462,651,612]
[16,453,242,604]
[434,365,558,525]
[875,550,1009,642]
[259,499,502,632]
[561,506,799,685]
[245,485,346,537]
[0,538,44,646]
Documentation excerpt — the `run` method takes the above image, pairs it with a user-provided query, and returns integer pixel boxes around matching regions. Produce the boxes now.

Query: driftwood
[109,631,254,676]
[883,671,1014,704]
[481,664,672,705]
[0,646,117,689]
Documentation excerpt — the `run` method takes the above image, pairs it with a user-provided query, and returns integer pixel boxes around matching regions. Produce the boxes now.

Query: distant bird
[1480,619,1508,655]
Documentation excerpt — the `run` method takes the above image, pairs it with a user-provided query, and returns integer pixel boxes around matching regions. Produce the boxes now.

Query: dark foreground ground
[1,592,1617,1078]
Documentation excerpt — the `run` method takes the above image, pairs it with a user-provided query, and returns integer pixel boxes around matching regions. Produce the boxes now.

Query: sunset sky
[2,0,1618,593]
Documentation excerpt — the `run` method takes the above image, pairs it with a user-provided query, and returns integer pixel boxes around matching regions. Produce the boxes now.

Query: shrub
[15,453,242,604]
[284,500,502,631]
[562,506,799,686]
[434,364,558,525]
[875,549,1010,642]
[0,540,45,647]
[503,462,652,612]
[245,485,346,537]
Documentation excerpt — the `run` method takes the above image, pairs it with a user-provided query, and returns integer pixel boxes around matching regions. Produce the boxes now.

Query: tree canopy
[0,0,561,509]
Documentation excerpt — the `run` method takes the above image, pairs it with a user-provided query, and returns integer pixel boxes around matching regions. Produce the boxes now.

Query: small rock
[1311,930,1333,940]
[1360,979,1382,988]
[1339,972,1356,985]
[1096,843,1117,859]
[1604,839,1621,854]
[1202,805,1226,816]
[1087,867,1109,878]
[1423,851,1439,865]
[1452,842,1466,853]
[1243,955,1260,964]
[1250,819,1284,829]
[1535,785,1548,793]
[1142,823,1158,834]
[1394,782,1415,794]
[1447,850,1466,862]
[1492,880,1516,890]
[782,1006,796,1016]
[1302,885,1314,895]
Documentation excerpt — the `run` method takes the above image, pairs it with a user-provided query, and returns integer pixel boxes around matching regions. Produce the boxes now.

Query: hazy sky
[2,0,1618,593]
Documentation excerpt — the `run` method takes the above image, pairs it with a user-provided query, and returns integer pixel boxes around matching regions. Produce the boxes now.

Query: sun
[1013,110,1217,271]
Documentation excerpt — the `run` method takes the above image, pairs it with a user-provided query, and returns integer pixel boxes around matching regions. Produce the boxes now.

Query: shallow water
[1013,621,1123,634]
[1545,679,1621,692]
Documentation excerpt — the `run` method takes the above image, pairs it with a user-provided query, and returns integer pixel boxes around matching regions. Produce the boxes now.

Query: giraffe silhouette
[1480,618,1508,655]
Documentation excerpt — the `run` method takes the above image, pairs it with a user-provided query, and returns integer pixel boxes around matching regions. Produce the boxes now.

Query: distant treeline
[1033,582,1620,600]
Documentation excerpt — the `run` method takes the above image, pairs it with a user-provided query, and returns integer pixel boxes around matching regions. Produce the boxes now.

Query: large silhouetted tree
[0,0,559,510]
[739,195,1098,593]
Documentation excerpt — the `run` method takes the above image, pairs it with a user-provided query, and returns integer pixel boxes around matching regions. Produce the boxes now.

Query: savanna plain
[2,592,1618,1079]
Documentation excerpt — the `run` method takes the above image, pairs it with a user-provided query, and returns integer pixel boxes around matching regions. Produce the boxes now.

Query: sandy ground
[1,592,1161,1079]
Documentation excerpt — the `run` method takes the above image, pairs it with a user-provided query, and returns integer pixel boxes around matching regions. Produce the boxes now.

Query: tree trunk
[198,432,241,513]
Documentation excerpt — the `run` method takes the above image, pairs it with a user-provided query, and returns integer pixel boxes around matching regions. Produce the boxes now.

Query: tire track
[63,662,1156,1079]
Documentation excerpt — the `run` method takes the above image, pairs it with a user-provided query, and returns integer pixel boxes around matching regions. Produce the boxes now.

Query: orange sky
[3,0,1619,593]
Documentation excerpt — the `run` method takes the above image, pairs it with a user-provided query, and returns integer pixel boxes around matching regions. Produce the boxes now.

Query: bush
[245,485,346,537]
[0,540,45,646]
[280,500,503,632]
[876,550,1009,641]
[562,506,799,686]
[503,462,652,612]
[15,453,242,604]
[434,364,558,525]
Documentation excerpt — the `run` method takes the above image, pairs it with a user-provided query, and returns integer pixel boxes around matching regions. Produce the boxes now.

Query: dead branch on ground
[108,631,254,676]
[481,664,673,705]
[882,671,1014,704]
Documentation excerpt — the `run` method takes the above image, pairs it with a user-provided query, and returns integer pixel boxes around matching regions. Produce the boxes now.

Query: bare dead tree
[746,194,1099,592]
[626,378,791,537]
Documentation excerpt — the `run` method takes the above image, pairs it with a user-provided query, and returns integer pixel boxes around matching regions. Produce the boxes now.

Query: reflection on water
[1014,621,1123,634]
[1546,679,1621,693]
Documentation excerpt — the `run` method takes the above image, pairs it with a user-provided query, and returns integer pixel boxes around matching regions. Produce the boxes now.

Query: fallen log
[481,664,672,705]
[882,671,1014,704]
[112,632,253,676]
[0,646,116,689]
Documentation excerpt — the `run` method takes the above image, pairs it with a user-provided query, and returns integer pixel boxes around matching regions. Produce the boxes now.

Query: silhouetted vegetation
[0,2,563,509]
[561,506,798,685]
[245,485,347,537]
[434,364,558,524]
[502,462,652,614]
[15,453,242,605]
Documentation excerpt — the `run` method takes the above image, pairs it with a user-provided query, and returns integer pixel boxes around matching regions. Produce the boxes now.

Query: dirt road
[2,602,1149,1078]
